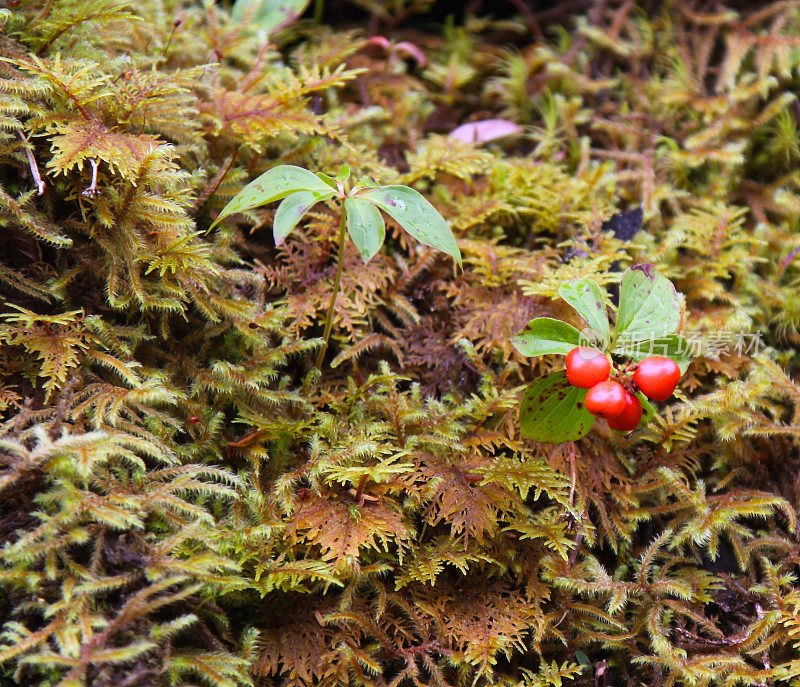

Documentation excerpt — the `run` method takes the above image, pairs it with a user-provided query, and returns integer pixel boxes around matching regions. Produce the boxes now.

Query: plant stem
[315,207,347,369]
[16,128,44,195]
[776,244,800,281]
[313,0,325,24]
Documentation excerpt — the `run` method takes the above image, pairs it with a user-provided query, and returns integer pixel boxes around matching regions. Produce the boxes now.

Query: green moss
[1,1,800,685]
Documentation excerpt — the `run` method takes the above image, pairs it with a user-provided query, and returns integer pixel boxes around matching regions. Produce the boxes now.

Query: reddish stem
[776,244,800,281]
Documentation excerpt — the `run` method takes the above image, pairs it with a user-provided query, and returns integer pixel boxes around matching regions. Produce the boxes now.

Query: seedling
[511,264,691,443]
[211,164,461,368]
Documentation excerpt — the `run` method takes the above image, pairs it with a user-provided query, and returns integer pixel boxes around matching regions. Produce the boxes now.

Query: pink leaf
[394,41,427,67]
[449,119,523,144]
[367,35,391,50]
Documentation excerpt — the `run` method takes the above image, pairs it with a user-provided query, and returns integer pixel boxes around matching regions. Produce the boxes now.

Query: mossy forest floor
[2,1,800,685]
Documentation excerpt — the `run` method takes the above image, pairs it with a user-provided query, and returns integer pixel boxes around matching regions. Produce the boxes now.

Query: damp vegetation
[1,1,800,686]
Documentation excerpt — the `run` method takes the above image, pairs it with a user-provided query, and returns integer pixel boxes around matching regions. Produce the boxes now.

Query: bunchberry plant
[511,264,691,442]
[212,164,461,367]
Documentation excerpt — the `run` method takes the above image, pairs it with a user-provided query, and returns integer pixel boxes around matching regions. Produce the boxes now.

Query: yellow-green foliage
[1,1,800,686]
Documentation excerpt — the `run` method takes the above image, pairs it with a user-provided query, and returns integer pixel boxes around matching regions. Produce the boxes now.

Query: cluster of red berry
[565,347,681,432]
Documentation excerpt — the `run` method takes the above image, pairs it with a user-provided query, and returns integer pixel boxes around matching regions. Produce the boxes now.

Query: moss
[0,1,799,685]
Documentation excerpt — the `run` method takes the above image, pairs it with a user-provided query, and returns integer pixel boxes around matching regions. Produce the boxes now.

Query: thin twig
[49,376,81,437]
[776,244,800,281]
[195,152,237,211]
[531,0,590,25]
[563,0,608,65]
[16,128,44,195]
[315,208,347,369]
[568,531,584,567]
[235,42,273,93]
[161,19,182,59]
[82,159,99,197]
[313,0,325,24]
[31,0,57,23]
[607,0,637,40]
[3,398,34,439]
[506,0,545,40]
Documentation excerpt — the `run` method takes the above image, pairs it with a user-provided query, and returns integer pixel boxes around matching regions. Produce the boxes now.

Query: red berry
[607,392,643,432]
[584,380,627,419]
[633,356,681,402]
[565,347,611,389]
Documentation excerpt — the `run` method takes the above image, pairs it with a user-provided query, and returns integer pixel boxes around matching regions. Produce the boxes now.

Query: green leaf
[519,372,595,444]
[616,264,681,341]
[614,334,691,373]
[360,185,462,266]
[316,172,338,189]
[211,165,332,228]
[355,175,378,189]
[344,197,386,263]
[273,190,329,245]
[636,391,655,428]
[558,278,609,344]
[231,0,311,35]
[334,164,351,182]
[511,318,583,357]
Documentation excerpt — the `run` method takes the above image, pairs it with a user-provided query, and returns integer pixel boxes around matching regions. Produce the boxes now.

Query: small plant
[212,164,461,367]
[511,264,691,443]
